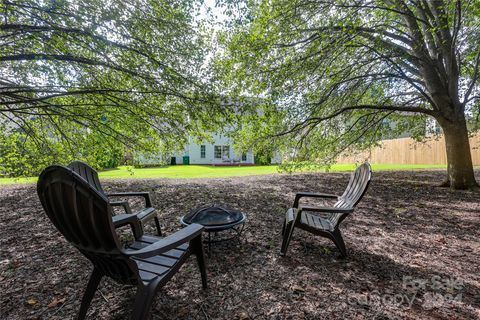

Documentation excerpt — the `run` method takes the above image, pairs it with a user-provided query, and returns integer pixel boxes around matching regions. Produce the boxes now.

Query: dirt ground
[1,170,479,320]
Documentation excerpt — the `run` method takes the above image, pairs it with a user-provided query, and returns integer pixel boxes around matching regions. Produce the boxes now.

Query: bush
[254,152,272,165]
[0,130,125,177]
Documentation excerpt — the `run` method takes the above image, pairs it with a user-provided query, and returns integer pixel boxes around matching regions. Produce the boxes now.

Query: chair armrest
[109,200,133,214]
[135,207,156,221]
[112,213,140,226]
[107,192,152,207]
[124,224,204,258]
[112,214,143,239]
[293,192,339,208]
[299,206,353,214]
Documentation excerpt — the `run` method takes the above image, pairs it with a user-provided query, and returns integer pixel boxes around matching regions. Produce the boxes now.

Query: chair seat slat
[301,212,335,231]
[139,270,161,282]
[135,260,170,275]
[128,241,179,266]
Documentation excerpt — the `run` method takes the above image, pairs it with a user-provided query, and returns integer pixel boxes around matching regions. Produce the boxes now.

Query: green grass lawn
[0,163,450,186]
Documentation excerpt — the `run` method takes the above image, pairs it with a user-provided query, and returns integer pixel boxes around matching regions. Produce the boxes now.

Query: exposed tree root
[438,179,479,190]
[438,180,450,188]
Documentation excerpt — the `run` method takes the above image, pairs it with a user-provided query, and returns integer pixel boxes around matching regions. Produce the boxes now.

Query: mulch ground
[1,170,479,320]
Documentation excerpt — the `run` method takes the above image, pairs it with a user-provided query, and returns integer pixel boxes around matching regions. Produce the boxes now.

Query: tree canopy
[0,0,228,175]
[1,0,479,189]
[216,0,480,189]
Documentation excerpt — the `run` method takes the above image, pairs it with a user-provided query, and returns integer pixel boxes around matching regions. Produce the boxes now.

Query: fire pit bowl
[180,205,246,251]
[180,205,245,231]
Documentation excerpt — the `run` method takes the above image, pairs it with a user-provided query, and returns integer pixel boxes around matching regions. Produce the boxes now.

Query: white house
[134,97,271,166]
[171,133,254,165]
[135,133,255,166]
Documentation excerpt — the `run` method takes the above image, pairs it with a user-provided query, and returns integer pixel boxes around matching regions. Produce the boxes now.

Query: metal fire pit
[180,205,246,251]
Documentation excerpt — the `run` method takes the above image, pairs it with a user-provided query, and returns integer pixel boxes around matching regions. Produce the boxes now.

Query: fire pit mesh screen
[182,205,244,227]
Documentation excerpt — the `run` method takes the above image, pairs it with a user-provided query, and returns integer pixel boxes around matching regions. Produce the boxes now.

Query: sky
[199,0,230,30]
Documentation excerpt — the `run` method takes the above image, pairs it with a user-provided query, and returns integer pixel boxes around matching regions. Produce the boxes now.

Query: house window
[214,145,230,159]
[214,146,222,159]
[200,145,206,158]
[222,145,230,158]
[241,153,247,161]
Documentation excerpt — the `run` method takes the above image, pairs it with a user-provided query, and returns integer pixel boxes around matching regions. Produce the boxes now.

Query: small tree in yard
[218,0,480,189]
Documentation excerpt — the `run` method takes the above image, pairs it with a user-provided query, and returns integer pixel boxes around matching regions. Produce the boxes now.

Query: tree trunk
[441,119,478,190]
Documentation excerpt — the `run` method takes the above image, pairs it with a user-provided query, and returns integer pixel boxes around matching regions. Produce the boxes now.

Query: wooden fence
[336,133,480,165]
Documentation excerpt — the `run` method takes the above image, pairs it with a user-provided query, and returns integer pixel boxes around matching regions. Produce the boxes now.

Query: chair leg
[330,228,347,258]
[191,235,207,289]
[131,222,143,240]
[131,279,161,320]
[280,219,295,256]
[77,268,103,320]
[154,216,162,236]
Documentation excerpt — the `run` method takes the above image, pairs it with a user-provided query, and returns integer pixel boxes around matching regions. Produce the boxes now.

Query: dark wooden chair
[68,160,162,237]
[280,162,372,257]
[37,165,207,320]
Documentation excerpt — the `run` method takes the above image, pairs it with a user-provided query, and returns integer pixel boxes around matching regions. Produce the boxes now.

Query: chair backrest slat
[37,165,139,284]
[68,161,106,195]
[335,162,372,208]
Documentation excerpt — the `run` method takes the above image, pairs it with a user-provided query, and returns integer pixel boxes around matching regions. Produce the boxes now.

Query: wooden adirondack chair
[280,162,372,257]
[68,161,162,237]
[37,165,207,320]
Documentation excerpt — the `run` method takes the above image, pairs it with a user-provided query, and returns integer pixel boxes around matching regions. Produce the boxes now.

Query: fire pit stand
[180,205,246,252]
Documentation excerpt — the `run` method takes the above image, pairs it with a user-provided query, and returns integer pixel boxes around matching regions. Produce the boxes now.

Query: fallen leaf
[48,297,66,308]
[291,285,305,293]
[26,299,37,306]
[238,310,249,320]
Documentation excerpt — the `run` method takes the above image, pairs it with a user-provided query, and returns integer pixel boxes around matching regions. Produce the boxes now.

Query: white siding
[188,134,254,165]
[172,149,187,165]
[271,151,283,164]
[136,134,255,166]
[134,153,167,166]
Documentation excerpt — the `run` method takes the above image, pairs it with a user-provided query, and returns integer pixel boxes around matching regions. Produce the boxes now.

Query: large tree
[218,0,480,189]
[0,0,226,175]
